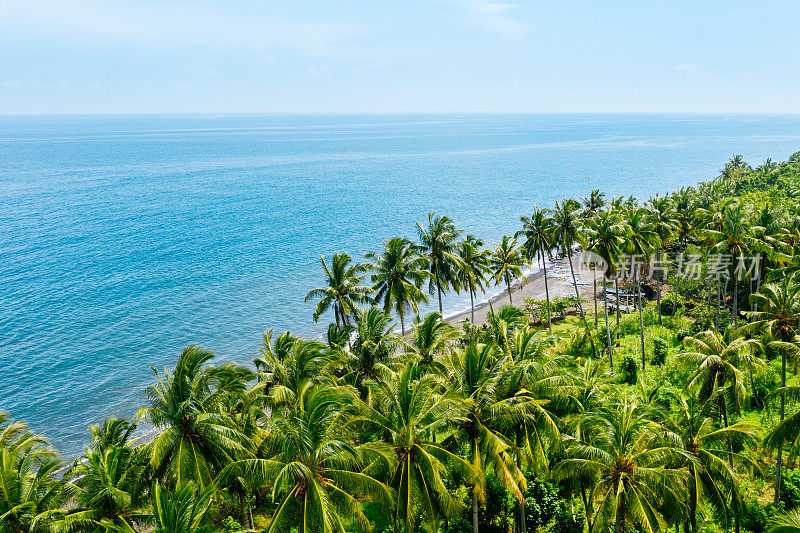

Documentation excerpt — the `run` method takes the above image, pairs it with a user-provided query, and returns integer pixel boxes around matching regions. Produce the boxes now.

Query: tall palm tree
[0,441,73,533]
[417,213,463,315]
[490,235,524,306]
[705,199,755,328]
[552,198,597,357]
[671,187,697,313]
[137,346,252,487]
[747,279,800,503]
[346,307,399,400]
[406,311,457,368]
[445,341,558,533]
[581,189,606,218]
[63,419,150,533]
[356,365,477,532]
[456,235,492,324]
[553,397,687,533]
[583,210,626,369]
[666,393,758,533]
[518,208,555,333]
[366,237,429,335]
[221,384,392,533]
[625,207,661,371]
[646,195,678,325]
[305,253,374,326]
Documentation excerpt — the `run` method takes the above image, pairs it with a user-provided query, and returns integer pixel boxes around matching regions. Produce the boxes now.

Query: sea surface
[2,113,800,458]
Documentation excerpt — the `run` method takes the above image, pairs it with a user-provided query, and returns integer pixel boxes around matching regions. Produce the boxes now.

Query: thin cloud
[445,0,532,39]
[673,62,700,72]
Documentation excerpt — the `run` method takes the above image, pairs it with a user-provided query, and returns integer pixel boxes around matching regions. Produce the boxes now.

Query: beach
[445,252,599,326]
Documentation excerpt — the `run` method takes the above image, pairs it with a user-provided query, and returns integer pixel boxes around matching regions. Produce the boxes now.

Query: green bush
[690,306,731,334]
[619,355,638,385]
[783,469,800,509]
[524,478,583,533]
[752,367,780,409]
[742,500,781,533]
[659,295,683,316]
[651,338,668,365]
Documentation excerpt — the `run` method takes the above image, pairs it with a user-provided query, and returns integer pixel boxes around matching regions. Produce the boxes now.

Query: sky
[1,0,799,115]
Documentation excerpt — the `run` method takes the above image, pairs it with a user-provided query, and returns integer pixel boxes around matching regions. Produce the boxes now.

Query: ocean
[1,113,799,458]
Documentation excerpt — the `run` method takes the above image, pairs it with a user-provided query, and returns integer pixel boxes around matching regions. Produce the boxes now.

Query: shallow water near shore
[2,113,800,458]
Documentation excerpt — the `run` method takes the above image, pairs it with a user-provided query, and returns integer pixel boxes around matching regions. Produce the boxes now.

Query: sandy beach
[445,251,599,326]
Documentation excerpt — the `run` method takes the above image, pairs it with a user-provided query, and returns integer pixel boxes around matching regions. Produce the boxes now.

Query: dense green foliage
[5,152,800,532]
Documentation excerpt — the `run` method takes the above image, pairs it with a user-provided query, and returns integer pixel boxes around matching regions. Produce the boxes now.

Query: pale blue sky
[2,0,799,114]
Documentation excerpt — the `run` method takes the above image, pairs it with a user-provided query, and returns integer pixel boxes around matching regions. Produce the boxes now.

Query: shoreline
[444,251,598,327]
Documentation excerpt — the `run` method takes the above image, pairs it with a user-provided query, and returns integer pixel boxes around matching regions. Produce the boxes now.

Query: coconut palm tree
[305,253,374,327]
[767,508,800,532]
[445,340,558,533]
[138,346,252,487]
[552,199,597,357]
[147,482,217,533]
[518,208,555,333]
[667,393,759,533]
[552,397,687,533]
[417,213,463,315]
[625,207,661,371]
[345,307,399,401]
[221,384,392,533]
[582,189,606,218]
[63,419,150,533]
[405,311,457,369]
[366,237,429,335]
[705,199,756,328]
[456,235,492,324]
[747,279,800,503]
[356,365,476,532]
[646,196,678,325]
[490,235,524,306]
[583,210,626,369]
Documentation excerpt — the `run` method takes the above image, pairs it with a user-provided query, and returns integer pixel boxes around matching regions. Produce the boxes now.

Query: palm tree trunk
[750,365,761,409]
[615,277,621,336]
[615,502,625,533]
[776,347,787,504]
[673,272,680,317]
[400,310,405,336]
[567,252,597,358]
[435,262,444,315]
[605,282,613,370]
[543,253,552,334]
[580,482,593,533]
[656,248,663,325]
[593,277,598,327]
[473,491,480,533]
[733,277,738,328]
[637,273,645,372]
[470,288,475,324]
[506,272,513,306]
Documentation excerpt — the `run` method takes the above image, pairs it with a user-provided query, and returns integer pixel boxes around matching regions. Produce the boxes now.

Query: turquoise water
[2,113,800,458]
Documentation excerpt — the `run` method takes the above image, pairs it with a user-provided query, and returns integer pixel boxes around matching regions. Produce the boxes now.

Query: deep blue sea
[2,113,800,458]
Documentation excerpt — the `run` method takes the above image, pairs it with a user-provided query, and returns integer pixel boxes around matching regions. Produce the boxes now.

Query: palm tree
[417,213,463,315]
[346,307,399,400]
[581,189,606,218]
[552,198,597,357]
[625,207,660,371]
[305,253,374,326]
[456,235,492,324]
[221,384,392,533]
[356,365,477,532]
[705,199,755,328]
[553,397,687,533]
[445,340,558,533]
[768,508,800,532]
[490,235,524,306]
[0,437,73,533]
[671,187,697,313]
[583,210,626,369]
[646,196,677,325]
[148,482,217,533]
[667,393,759,533]
[518,208,555,333]
[138,346,252,487]
[366,237,429,335]
[748,279,800,503]
[64,419,150,533]
[406,311,457,368]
